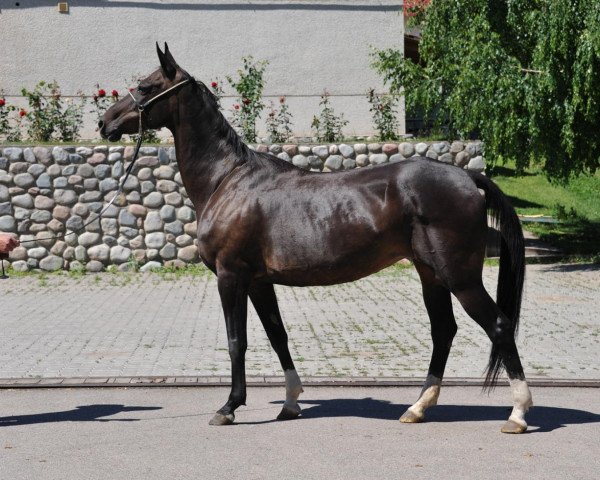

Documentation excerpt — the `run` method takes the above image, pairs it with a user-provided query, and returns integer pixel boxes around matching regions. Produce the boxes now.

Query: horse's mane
[194,79,297,172]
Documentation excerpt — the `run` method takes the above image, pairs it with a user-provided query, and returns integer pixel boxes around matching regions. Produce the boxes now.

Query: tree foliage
[373,0,600,180]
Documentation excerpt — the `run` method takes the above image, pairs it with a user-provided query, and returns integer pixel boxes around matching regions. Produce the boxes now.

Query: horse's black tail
[467,171,525,390]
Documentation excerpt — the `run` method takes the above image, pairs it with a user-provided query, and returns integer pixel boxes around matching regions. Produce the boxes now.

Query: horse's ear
[157,42,177,80]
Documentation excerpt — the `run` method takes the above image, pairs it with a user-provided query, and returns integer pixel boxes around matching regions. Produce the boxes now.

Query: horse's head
[100,43,192,141]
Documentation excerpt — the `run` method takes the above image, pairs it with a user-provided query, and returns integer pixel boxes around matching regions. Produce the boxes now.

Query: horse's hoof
[501,419,527,434]
[277,404,301,421]
[399,409,423,423]
[209,413,235,426]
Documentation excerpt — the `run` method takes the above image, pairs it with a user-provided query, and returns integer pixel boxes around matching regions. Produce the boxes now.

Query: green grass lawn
[490,162,600,259]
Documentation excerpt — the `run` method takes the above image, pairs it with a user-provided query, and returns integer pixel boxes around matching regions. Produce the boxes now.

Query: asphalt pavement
[1,385,598,480]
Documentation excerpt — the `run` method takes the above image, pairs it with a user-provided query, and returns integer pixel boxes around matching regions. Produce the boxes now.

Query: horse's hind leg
[454,284,533,433]
[401,262,457,423]
[249,282,303,420]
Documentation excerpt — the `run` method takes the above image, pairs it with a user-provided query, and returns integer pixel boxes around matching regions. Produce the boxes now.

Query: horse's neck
[172,102,248,213]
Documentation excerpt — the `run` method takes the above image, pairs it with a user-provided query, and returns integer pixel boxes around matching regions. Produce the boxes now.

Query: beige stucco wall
[1,0,404,139]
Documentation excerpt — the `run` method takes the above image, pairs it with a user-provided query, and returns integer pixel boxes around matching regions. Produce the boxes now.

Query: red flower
[98,89,106,97]
[0,99,5,107]
[242,98,251,105]
[233,104,240,110]
[279,96,286,104]
[111,89,119,97]
[211,81,218,89]
[19,109,26,117]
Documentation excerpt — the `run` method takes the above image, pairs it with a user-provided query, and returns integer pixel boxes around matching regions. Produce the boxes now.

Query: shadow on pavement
[266,398,600,433]
[0,404,162,427]
[541,263,600,273]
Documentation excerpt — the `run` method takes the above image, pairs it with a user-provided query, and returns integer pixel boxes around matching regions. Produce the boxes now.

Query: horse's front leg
[209,268,250,426]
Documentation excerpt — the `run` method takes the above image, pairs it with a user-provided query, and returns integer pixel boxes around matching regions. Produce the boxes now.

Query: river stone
[76,163,93,178]
[30,223,48,234]
[119,227,138,239]
[117,209,136,228]
[342,158,356,169]
[165,220,184,236]
[415,142,429,156]
[145,232,167,249]
[31,210,52,223]
[10,247,28,261]
[11,260,28,272]
[140,261,161,272]
[0,215,16,232]
[3,147,22,162]
[26,163,45,178]
[62,246,75,260]
[157,148,170,165]
[130,235,145,249]
[66,215,83,231]
[290,155,308,169]
[11,192,35,211]
[370,154,388,165]
[87,153,106,166]
[99,178,119,193]
[298,146,312,155]
[157,180,177,193]
[40,255,63,271]
[32,172,50,190]
[0,185,8,202]
[52,205,70,221]
[67,174,83,186]
[312,146,329,159]
[126,191,141,204]
[367,143,382,154]
[122,176,139,192]
[176,234,193,247]
[303,156,320,170]
[86,260,104,272]
[94,164,111,180]
[177,245,198,262]
[439,153,454,164]
[276,152,290,163]
[389,154,404,163]
[465,142,482,157]
[51,241,67,256]
[51,147,69,164]
[155,165,175,180]
[102,235,117,247]
[53,177,68,188]
[164,192,182,207]
[184,221,197,237]
[425,150,438,160]
[79,191,103,202]
[100,218,118,236]
[467,156,485,172]
[32,147,52,165]
[397,142,414,157]
[0,202,12,216]
[76,147,93,157]
[78,232,101,247]
[68,260,84,272]
[140,181,155,195]
[338,144,354,158]
[450,141,465,154]
[432,142,450,154]
[54,189,78,206]
[108,152,122,164]
[28,247,48,259]
[144,211,164,232]
[35,231,55,248]
[85,213,101,233]
[159,204,175,222]
[382,144,399,156]
[71,203,88,217]
[128,204,147,218]
[159,243,177,260]
[176,206,194,223]
[110,245,131,264]
[144,192,164,208]
[86,244,109,262]
[137,168,153,181]
[69,154,84,165]
[74,245,88,262]
[48,219,65,233]
[324,155,343,171]
[136,156,159,168]
[455,150,471,167]
[14,207,30,221]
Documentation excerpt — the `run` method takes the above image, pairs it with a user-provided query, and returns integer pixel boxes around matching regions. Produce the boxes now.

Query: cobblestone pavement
[0,263,598,380]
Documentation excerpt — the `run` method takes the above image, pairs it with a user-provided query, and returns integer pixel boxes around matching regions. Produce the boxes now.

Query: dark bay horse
[100,44,532,433]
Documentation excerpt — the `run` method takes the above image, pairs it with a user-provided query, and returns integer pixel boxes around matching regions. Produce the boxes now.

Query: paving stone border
[0,141,485,272]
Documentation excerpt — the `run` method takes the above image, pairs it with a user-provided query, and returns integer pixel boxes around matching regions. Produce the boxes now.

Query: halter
[1,77,193,278]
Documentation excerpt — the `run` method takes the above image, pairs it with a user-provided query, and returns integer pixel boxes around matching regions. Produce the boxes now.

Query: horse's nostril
[98,120,104,129]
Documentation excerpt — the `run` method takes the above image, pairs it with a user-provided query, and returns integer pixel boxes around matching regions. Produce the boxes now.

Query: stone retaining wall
[0,141,485,272]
